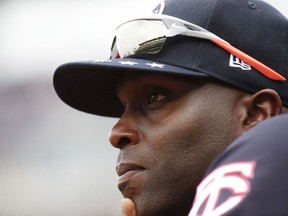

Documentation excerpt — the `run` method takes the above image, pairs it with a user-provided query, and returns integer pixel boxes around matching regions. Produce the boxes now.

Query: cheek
[148,99,235,178]
[132,95,238,215]
[144,112,209,184]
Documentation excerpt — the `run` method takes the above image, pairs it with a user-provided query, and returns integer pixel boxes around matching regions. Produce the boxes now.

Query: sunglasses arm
[212,40,286,81]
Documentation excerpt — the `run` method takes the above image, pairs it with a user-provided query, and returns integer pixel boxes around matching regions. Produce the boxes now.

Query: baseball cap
[53,0,288,117]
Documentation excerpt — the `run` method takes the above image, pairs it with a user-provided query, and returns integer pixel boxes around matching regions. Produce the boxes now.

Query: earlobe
[243,89,282,129]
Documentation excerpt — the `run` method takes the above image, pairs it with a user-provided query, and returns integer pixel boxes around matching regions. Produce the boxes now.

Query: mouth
[116,163,145,185]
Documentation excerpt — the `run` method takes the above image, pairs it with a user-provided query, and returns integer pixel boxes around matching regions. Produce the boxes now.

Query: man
[53,0,288,215]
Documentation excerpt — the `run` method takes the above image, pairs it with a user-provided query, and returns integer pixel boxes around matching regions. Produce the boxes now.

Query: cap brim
[53,57,209,117]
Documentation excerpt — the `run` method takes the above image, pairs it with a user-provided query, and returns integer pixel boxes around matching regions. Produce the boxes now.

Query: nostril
[109,124,140,148]
[118,137,131,146]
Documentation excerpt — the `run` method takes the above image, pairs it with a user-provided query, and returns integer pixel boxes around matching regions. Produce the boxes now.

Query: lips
[116,163,145,184]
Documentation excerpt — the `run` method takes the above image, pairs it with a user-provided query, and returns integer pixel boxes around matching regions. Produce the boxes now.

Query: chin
[134,195,193,216]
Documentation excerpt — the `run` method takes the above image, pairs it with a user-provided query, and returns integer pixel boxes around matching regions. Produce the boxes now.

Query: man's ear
[243,89,282,129]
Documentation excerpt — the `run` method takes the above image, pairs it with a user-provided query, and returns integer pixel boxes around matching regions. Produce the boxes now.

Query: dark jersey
[189,114,288,216]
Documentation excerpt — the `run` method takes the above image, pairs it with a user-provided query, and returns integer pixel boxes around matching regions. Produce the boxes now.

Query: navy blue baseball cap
[53,0,288,117]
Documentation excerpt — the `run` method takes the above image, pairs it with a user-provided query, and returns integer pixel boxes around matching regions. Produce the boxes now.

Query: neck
[281,107,288,114]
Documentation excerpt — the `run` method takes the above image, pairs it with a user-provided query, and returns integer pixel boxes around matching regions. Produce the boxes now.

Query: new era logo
[229,55,251,71]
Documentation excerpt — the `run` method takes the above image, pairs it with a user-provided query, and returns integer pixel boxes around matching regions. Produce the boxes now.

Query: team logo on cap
[152,1,165,14]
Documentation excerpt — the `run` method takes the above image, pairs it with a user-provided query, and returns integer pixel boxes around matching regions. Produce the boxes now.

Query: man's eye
[148,93,166,105]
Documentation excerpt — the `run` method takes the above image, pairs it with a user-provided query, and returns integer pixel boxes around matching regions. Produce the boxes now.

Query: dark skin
[109,72,282,216]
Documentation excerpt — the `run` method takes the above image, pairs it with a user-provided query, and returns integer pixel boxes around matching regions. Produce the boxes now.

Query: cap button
[248,2,257,9]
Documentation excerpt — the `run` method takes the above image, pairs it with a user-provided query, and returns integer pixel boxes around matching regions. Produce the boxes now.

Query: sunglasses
[110,14,285,81]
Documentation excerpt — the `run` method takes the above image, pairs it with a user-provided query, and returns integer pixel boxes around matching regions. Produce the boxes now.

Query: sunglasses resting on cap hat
[53,0,288,117]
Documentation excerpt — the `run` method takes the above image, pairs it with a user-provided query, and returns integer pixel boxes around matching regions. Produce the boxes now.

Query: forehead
[115,71,211,102]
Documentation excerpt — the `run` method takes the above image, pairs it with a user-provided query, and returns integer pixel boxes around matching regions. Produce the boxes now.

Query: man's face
[109,72,245,216]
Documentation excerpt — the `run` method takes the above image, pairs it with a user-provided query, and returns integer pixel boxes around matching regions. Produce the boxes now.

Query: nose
[109,118,140,149]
